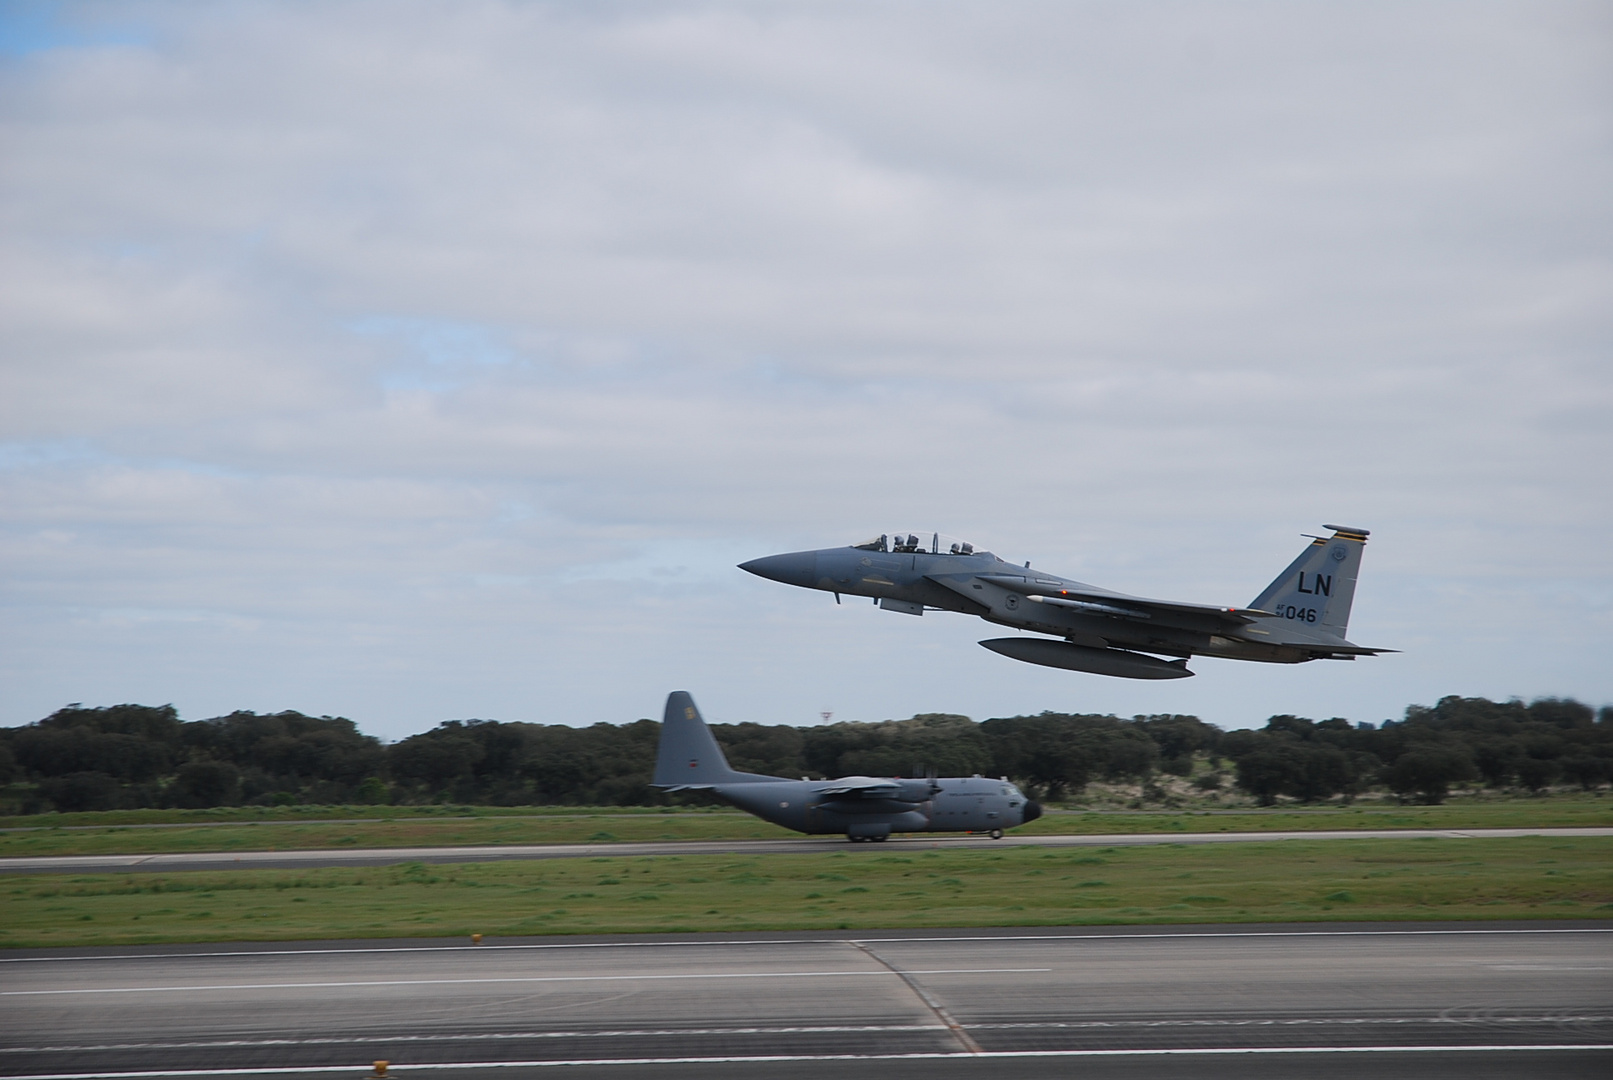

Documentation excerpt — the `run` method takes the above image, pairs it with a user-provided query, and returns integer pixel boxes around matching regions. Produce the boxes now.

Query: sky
[2,0,1610,740]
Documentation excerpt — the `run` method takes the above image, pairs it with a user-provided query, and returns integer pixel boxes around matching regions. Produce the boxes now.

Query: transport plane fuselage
[653,692,1041,842]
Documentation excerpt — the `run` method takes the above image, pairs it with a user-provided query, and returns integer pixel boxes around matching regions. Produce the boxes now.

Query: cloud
[1,1,1610,737]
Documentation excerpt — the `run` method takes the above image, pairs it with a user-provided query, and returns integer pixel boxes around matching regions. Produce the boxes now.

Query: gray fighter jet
[740,525,1390,679]
[653,691,1041,842]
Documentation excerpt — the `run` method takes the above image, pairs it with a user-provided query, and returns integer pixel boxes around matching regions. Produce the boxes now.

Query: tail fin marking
[1249,526,1370,639]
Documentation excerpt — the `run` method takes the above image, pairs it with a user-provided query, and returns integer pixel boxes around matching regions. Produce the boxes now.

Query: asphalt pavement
[5,826,1612,875]
[2,923,1609,1078]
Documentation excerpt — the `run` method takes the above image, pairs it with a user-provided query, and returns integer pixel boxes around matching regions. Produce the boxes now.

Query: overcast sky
[2,1,1609,740]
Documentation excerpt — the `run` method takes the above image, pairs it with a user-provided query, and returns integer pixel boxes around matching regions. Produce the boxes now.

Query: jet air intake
[980,638,1194,680]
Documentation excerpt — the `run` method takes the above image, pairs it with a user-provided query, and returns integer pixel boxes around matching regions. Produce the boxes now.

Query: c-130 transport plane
[741,525,1391,680]
[654,691,1042,842]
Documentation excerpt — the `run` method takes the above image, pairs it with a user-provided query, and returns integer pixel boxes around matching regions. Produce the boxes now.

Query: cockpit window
[853,532,978,555]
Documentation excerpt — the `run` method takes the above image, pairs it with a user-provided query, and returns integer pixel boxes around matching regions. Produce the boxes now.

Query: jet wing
[958,573,1271,627]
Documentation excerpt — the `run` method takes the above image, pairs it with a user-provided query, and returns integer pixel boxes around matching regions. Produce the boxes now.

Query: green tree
[170,759,241,808]
[38,771,122,812]
[1387,748,1477,804]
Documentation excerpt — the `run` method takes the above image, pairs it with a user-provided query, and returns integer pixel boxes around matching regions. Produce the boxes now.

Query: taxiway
[5,827,1610,875]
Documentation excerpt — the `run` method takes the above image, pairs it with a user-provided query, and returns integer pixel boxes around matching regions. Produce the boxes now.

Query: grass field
[3,835,1608,948]
[0,810,788,856]
[3,797,1610,858]
[0,804,719,829]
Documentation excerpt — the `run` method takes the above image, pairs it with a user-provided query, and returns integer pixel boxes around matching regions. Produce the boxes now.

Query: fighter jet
[653,691,1041,842]
[740,525,1390,680]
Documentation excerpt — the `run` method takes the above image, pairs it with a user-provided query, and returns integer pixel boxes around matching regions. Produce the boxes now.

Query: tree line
[0,695,1607,814]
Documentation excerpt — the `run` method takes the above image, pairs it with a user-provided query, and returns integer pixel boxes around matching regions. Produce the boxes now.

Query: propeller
[911,763,943,795]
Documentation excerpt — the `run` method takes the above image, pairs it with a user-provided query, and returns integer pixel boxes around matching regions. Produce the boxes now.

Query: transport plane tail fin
[1249,525,1370,639]
[653,691,773,789]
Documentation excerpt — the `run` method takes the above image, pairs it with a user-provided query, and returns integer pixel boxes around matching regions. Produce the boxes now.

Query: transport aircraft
[740,524,1390,680]
[653,691,1042,842]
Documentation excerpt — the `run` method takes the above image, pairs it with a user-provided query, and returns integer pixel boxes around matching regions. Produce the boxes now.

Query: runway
[2,924,1609,1078]
[6,827,1611,875]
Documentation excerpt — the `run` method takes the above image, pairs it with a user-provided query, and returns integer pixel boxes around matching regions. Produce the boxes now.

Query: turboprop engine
[890,778,941,802]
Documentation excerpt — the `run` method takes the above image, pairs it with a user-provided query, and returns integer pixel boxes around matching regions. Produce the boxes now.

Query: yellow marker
[472,933,483,945]
[371,1062,389,1077]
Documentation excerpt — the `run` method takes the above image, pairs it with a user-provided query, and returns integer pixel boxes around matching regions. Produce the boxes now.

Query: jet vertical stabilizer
[1249,525,1370,639]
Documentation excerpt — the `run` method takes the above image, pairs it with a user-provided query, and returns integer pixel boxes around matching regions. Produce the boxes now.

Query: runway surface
[2,923,1609,1078]
[6,827,1611,875]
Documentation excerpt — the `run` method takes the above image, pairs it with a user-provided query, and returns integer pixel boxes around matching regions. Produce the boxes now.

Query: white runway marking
[0,967,1049,996]
[1491,964,1613,971]
[6,1016,1610,1055]
[0,1026,946,1054]
[4,925,1607,964]
[10,1044,1613,1079]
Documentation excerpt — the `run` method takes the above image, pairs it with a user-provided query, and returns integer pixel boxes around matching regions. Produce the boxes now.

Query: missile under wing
[740,525,1393,680]
[653,691,1040,842]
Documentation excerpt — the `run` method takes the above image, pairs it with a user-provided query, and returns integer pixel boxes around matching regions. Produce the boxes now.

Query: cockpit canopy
[853,532,980,556]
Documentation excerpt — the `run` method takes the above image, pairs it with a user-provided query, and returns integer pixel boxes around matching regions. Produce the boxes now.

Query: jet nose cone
[1022,800,1043,824]
[739,551,819,589]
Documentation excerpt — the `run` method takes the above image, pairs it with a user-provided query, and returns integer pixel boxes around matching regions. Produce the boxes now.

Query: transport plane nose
[739,552,818,589]
[1022,801,1043,824]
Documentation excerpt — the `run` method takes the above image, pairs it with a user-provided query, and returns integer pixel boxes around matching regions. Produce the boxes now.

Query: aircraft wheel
[989,829,1004,840]
[873,835,887,842]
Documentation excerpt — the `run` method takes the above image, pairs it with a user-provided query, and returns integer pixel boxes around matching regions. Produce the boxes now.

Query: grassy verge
[3,835,1608,948]
[0,805,738,829]
[1020,798,1613,835]
[2,797,1610,858]
[0,812,790,857]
